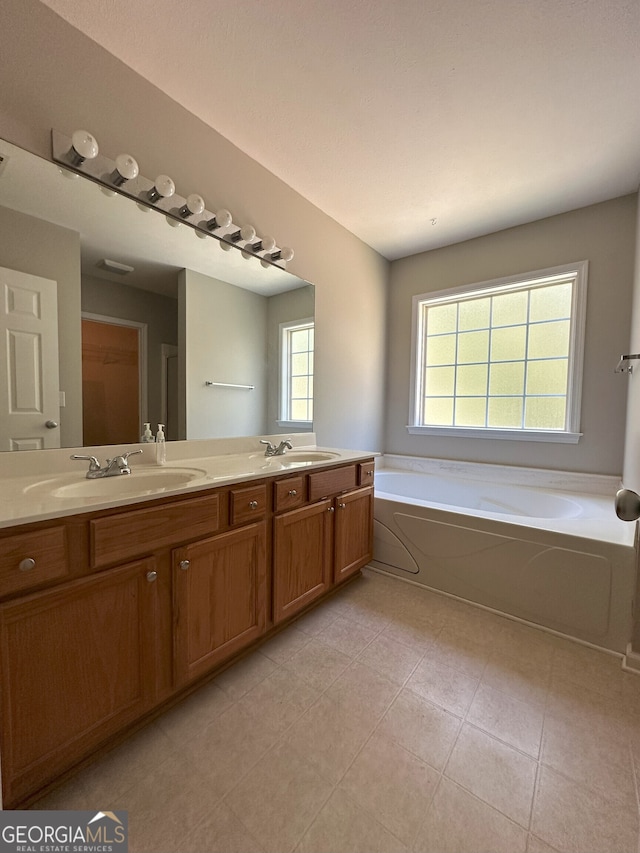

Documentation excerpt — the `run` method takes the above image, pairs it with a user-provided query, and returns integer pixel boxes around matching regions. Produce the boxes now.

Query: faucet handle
[260,439,277,455]
[70,454,101,472]
[122,449,143,463]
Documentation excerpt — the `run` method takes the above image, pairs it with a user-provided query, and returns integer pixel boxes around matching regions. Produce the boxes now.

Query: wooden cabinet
[173,522,267,686]
[273,472,374,624]
[0,525,69,597]
[0,456,374,806]
[0,558,158,806]
[273,499,333,623]
[334,486,374,583]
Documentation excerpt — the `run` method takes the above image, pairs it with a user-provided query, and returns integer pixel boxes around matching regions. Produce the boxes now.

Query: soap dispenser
[156,424,166,465]
[141,422,154,443]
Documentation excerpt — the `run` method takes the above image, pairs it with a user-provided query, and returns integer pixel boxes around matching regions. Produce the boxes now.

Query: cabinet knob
[366,470,373,477]
[327,506,335,513]
[338,502,346,509]
[288,489,297,496]
[179,560,190,571]
[146,570,157,583]
[18,557,36,572]
[249,500,259,510]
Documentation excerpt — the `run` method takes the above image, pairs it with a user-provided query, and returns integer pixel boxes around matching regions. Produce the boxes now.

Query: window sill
[406,425,582,443]
[277,420,313,431]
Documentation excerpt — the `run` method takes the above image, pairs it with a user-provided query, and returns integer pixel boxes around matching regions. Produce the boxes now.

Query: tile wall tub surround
[372,457,636,653]
[29,568,640,853]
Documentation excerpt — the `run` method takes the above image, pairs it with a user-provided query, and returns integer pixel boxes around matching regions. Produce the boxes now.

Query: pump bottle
[156,424,166,465]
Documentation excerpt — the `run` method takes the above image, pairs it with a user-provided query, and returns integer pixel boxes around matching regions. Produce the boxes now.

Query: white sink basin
[25,467,207,499]
[277,451,341,466]
[248,450,340,466]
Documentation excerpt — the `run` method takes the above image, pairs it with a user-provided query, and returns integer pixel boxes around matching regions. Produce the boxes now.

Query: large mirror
[0,138,314,451]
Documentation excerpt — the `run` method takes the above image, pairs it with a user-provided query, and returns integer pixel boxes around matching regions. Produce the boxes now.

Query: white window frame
[277,317,314,430]
[407,261,588,443]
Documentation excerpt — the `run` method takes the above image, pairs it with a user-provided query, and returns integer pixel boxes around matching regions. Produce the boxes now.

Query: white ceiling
[38,0,640,260]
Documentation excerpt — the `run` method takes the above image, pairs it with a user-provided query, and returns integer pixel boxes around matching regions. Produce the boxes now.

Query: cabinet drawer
[274,476,306,512]
[230,484,267,525]
[308,465,357,502]
[0,527,69,597]
[91,493,220,568]
[359,460,375,486]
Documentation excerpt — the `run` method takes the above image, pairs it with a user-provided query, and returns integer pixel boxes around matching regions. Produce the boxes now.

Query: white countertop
[0,441,376,529]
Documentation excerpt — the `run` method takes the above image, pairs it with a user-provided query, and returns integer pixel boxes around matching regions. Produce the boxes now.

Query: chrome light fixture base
[51,129,292,269]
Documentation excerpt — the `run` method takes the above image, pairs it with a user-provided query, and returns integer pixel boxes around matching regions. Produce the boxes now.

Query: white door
[0,266,60,450]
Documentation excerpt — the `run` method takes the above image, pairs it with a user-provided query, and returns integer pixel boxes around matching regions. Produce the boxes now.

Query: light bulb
[148,175,175,203]
[280,246,295,262]
[229,224,255,243]
[206,208,233,231]
[219,240,233,252]
[111,153,139,186]
[69,130,99,165]
[261,235,276,253]
[179,193,205,218]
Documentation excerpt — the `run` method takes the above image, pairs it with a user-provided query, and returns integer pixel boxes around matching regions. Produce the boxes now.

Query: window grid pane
[285,322,314,422]
[420,278,574,431]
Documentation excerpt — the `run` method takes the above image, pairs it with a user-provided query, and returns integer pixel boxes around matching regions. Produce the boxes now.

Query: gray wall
[0,205,82,447]
[179,270,268,439]
[0,0,388,453]
[81,275,178,437]
[623,197,640,488]
[386,195,638,475]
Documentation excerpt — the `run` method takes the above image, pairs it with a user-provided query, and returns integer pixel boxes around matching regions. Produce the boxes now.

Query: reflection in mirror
[0,138,313,451]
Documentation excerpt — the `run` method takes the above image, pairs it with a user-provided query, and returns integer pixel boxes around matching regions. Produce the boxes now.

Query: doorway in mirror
[81,316,146,445]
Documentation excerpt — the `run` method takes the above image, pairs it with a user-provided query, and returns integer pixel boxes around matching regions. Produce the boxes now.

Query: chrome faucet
[71,449,143,479]
[260,439,293,457]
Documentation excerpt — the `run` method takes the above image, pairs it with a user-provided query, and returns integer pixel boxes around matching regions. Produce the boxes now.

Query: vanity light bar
[50,130,294,268]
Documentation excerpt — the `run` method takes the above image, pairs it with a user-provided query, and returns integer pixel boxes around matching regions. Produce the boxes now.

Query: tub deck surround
[372,455,636,654]
[0,434,376,528]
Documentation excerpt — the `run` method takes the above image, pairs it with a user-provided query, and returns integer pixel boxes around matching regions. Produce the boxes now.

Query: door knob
[615,488,640,521]
[45,420,59,429]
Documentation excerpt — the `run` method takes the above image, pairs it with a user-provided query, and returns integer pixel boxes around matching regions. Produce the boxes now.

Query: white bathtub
[372,459,637,652]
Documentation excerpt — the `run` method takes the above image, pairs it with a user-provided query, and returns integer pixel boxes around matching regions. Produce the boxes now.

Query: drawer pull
[366,470,373,477]
[288,489,297,496]
[146,570,157,583]
[249,500,259,510]
[179,560,190,571]
[18,558,36,572]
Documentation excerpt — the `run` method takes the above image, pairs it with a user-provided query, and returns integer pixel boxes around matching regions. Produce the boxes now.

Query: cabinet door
[273,500,332,624]
[0,559,158,807]
[334,486,374,583]
[173,522,267,686]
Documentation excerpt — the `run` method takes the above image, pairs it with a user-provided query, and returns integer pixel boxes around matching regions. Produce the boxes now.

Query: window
[408,262,588,442]
[279,319,314,427]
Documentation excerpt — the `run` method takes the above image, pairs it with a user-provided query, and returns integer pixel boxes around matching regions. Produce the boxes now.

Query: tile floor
[32,568,640,853]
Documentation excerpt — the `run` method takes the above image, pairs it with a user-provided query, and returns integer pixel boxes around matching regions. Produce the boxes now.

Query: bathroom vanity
[0,447,374,807]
